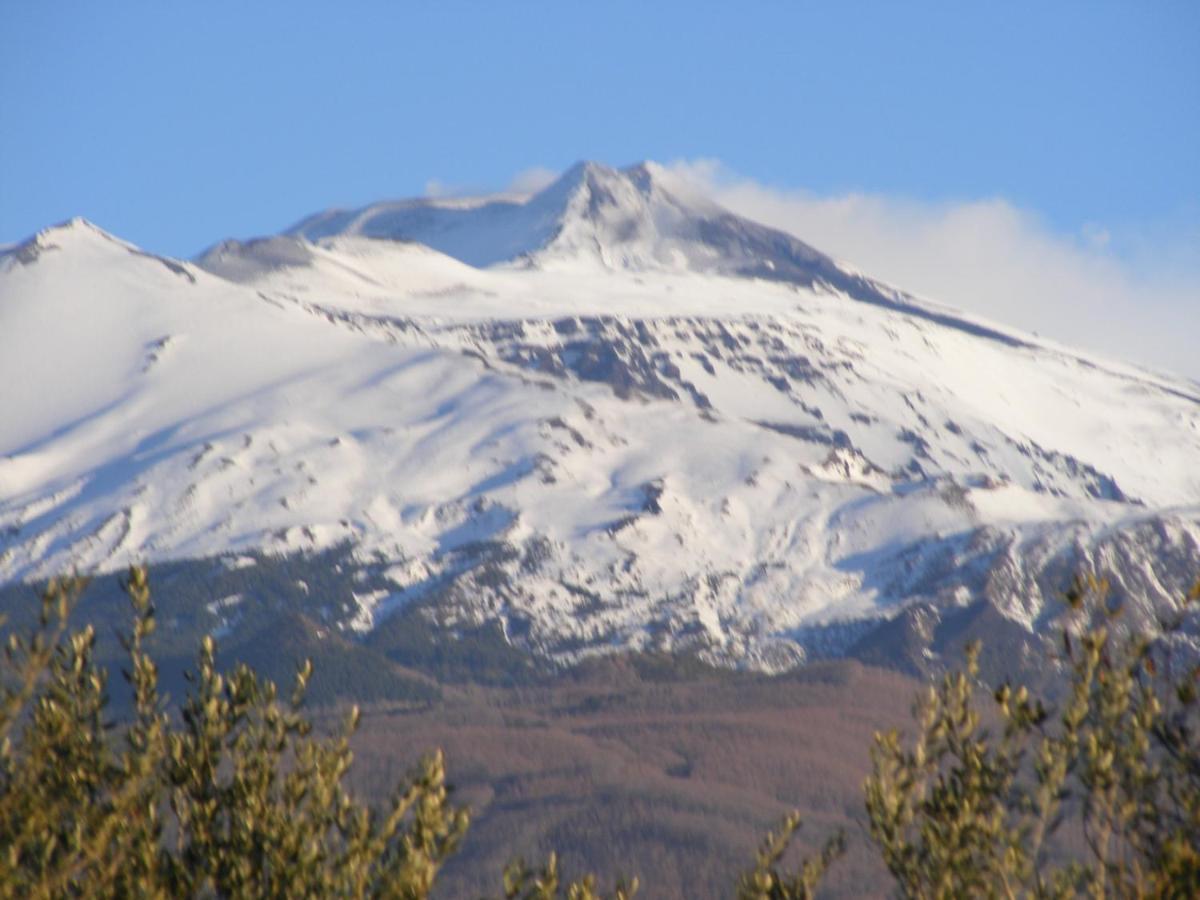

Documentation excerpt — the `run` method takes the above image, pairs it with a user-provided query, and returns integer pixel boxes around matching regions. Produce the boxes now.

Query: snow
[3,167,1200,669]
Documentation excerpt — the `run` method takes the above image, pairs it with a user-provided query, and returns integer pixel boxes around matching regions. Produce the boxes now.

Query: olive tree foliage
[864,575,1200,899]
[734,812,845,900]
[5,565,1195,899]
[0,568,471,898]
[501,852,639,900]
[0,568,837,899]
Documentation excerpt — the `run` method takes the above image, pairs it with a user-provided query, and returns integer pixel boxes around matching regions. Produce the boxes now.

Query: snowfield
[2,162,1198,669]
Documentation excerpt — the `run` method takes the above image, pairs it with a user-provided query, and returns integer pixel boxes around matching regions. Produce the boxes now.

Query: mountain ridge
[3,161,1198,675]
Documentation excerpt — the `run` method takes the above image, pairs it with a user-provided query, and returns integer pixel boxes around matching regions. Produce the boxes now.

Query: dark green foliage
[566,649,737,684]
[228,611,439,707]
[0,549,440,707]
[366,603,550,686]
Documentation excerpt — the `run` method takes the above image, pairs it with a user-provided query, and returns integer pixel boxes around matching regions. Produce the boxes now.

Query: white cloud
[506,166,558,195]
[426,167,558,200]
[664,159,1200,380]
[422,178,457,198]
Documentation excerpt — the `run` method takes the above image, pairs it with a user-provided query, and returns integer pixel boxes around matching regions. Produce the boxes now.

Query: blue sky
[2,1,1197,371]
[2,1,1196,254]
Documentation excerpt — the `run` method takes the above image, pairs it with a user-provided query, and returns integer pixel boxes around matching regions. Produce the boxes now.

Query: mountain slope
[3,165,1199,672]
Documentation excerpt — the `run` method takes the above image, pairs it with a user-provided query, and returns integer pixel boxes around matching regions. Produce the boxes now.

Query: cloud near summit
[662,159,1199,381]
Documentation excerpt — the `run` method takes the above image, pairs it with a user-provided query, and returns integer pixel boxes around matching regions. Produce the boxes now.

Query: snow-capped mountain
[3,162,1198,671]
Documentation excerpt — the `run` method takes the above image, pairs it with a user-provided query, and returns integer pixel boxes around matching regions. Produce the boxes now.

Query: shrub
[735,813,844,900]
[0,569,468,898]
[4,567,1194,897]
[864,575,1200,898]
[0,569,835,898]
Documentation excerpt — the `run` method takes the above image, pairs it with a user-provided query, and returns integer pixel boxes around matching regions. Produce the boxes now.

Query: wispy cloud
[422,178,459,199]
[425,167,559,201]
[506,166,558,195]
[664,159,1200,380]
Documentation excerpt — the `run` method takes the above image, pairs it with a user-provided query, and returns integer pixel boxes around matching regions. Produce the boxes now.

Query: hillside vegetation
[0,569,1197,897]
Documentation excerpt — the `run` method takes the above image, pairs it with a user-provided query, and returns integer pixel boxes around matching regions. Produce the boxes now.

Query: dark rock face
[757,421,853,449]
[1013,438,1133,503]
[831,519,1200,682]
[847,599,1043,685]
[480,318,683,402]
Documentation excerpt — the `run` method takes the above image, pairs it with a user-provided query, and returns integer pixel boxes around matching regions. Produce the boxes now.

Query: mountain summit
[284,159,851,282]
[286,161,738,270]
[243,161,1022,344]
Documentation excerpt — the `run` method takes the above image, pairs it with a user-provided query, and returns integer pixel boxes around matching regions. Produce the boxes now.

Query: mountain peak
[38,217,119,244]
[2,217,130,268]
[284,159,796,276]
[277,162,1033,347]
[522,160,624,214]
[537,159,693,216]
[559,159,620,183]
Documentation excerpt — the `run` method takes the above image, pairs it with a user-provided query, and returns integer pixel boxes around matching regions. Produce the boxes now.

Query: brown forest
[0,569,1197,898]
